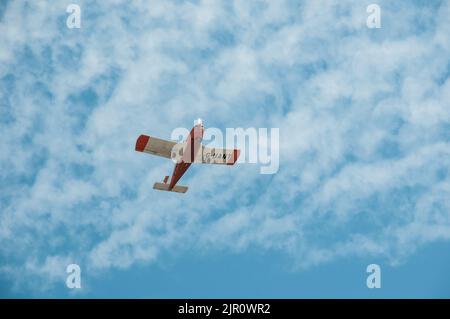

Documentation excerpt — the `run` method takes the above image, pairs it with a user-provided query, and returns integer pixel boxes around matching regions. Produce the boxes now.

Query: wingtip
[234,149,240,161]
[227,149,240,165]
[135,135,150,152]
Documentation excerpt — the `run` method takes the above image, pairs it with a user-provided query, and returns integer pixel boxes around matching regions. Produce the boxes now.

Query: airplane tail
[153,182,188,193]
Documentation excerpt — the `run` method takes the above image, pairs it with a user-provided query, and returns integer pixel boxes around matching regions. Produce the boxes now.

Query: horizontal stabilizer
[153,182,188,193]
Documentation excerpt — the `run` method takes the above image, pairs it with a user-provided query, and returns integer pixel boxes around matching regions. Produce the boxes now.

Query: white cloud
[1,0,450,293]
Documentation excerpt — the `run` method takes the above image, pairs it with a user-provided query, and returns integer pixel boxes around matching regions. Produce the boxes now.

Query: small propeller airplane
[135,119,240,193]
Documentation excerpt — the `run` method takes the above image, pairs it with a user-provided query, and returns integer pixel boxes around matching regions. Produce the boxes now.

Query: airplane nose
[195,118,203,126]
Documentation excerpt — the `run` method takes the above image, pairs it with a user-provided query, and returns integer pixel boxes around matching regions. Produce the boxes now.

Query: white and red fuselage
[135,119,239,193]
[167,121,204,190]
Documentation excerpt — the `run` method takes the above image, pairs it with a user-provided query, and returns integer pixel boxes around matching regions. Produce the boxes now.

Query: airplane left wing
[135,134,177,159]
[201,146,240,165]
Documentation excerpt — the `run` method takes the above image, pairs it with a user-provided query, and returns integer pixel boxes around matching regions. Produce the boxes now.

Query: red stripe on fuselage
[185,124,204,163]
[168,124,204,189]
[169,161,191,190]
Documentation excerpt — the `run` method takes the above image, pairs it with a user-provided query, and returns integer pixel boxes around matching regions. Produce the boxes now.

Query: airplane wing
[201,146,240,165]
[135,134,177,159]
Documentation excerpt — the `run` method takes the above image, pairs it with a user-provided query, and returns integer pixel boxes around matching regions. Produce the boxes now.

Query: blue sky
[1,0,450,298]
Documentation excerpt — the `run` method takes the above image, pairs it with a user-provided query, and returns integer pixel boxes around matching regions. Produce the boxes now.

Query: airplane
[135,119,240,193]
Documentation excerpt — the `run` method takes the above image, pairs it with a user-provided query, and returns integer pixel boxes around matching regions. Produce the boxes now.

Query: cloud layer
[1,0,450,293]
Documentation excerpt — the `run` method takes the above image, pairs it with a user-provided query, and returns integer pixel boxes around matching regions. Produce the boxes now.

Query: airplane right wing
[135,134,177,159]
[201,146,240,165]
